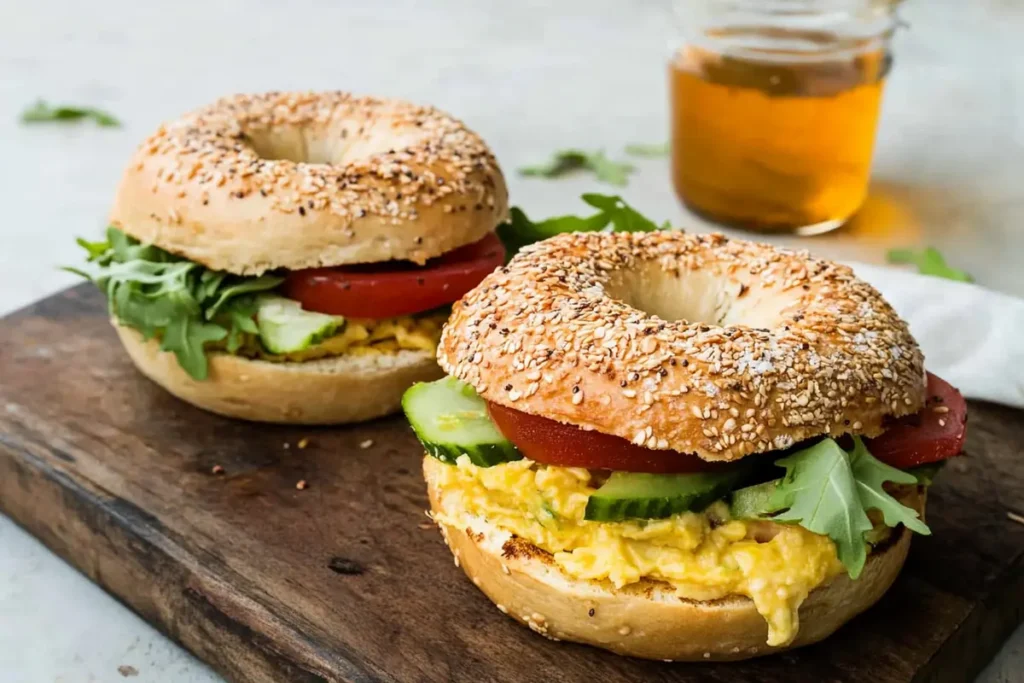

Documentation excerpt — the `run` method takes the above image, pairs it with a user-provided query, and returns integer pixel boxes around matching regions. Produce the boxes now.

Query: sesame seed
[128,91,507,273]
[435,231,926,462]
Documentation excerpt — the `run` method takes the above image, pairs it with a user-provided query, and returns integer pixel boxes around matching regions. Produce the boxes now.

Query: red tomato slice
[281,233,505,319]
[486,402,723,473]
[487,372,967,473]
[866,372,968,469]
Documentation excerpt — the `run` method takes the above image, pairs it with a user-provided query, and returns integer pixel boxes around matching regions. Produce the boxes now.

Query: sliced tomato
[866,372,968,469]
[486,402,723,473]
[281,233,504,319]
[487,372,967,473]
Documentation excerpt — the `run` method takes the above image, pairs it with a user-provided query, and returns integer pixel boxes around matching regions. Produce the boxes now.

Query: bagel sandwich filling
[65,92,510,385]
[404,230,968,659]
[68,226,501,379]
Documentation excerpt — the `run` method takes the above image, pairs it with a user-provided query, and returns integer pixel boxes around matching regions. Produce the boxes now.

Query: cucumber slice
[728,479,785,520]
[255,295,345,354]
[585,467,753,522]
[402,377,522,467]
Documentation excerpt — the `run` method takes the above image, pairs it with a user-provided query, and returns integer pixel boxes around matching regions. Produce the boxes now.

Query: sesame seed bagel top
[438,231,926,462]
[110,91,508,274]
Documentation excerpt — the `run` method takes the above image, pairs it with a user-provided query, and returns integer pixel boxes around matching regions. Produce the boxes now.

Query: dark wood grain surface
[1,285,1022,683]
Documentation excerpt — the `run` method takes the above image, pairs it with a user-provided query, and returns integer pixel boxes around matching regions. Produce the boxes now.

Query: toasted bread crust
[111,92,508,273]
[116,323,443,424]
[425,455,921,661]
[439,231,925,462]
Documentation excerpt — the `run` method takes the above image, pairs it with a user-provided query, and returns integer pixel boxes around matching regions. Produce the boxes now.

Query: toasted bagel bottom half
[425,456,921,661]
[116,323,442,424]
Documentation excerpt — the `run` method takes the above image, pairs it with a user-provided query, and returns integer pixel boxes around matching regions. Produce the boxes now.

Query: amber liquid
[670,42,890,233]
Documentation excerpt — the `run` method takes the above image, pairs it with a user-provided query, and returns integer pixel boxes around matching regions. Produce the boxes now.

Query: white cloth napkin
[849,262,1024,409]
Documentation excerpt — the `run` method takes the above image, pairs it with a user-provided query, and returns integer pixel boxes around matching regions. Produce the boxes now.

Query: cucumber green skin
[254,294,344,354]
[728,479,783,519]
[584,467,755,522]
[259,318,342,354]
[401,378,523,469]
[585,483,734,522]
[419,440,522,468]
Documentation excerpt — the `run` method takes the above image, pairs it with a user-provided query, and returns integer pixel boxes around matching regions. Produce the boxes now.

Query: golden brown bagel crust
[116,323,443,424]
[426,456,921,661]
[438,231,926,462]
[111,92,508,274]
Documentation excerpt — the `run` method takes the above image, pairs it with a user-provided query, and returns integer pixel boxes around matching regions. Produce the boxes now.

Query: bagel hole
[244,120,430,166]
[244,128,315,164]
[607,263,792,330]
[607,265,739,326]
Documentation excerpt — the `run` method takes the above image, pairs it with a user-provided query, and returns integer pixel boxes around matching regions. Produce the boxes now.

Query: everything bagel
[439,231,926,462]
[112,91,508,274]
[406,228,966,659]
[68,91,508,423]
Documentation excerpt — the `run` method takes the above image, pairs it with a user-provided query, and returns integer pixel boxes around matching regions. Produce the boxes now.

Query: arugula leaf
[497,194,670,261]
[625,142,670,157]
[162,317,228,380]
[848,437,930,535]
[768,438,932,579]
[21,100,120,127]
[772,439,873,578]
[67,227,282,379]
[206,275,285,320]
[518,149,635,186]
[518,150,589,177]
[76,237,112,262]
[585,151,635,186]
[219,297,261,354]
[886,247,973,282]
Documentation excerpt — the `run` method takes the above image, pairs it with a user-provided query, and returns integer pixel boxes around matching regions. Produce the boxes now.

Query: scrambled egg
[247,311,447,362]
[432,457,845,646]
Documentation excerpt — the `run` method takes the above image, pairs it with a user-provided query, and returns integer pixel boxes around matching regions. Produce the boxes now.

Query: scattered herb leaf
[518,149,635,186]
[886,247,973,282]
[21,100,121,127]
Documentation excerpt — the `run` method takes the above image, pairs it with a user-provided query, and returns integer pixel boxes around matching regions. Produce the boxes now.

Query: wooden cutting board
[1,285,1023,683]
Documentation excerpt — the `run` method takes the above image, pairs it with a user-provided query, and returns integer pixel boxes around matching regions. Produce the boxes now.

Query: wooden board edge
[0,436,378,683]
[913,549,1024,683]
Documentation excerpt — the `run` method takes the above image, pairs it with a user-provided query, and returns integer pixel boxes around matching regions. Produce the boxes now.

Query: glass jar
[670,0,900,235]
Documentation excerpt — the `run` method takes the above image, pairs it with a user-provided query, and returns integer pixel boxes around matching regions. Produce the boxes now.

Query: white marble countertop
[1,0,1021,680]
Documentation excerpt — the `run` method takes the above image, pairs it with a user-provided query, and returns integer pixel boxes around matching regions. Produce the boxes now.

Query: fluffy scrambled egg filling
[245,311,447,362]
[432,457,845,646]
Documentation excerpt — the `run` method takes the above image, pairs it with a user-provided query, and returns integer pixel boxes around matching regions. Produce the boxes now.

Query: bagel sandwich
[68,91,508,424]
[403,230,967,660]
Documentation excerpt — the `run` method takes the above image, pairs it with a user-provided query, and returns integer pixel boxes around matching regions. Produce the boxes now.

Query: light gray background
[1,0,1021,681]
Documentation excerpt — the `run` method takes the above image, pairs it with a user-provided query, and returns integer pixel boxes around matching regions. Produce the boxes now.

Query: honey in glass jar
[670,1,900,235]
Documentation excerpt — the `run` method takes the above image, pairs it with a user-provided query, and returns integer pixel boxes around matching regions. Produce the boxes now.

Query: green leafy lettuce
[770,437,929,578]
[67,227,283,379]
[497,193,671,261]
[518,149,635,186]
[22,100,120,127]
[886,246,973,282]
